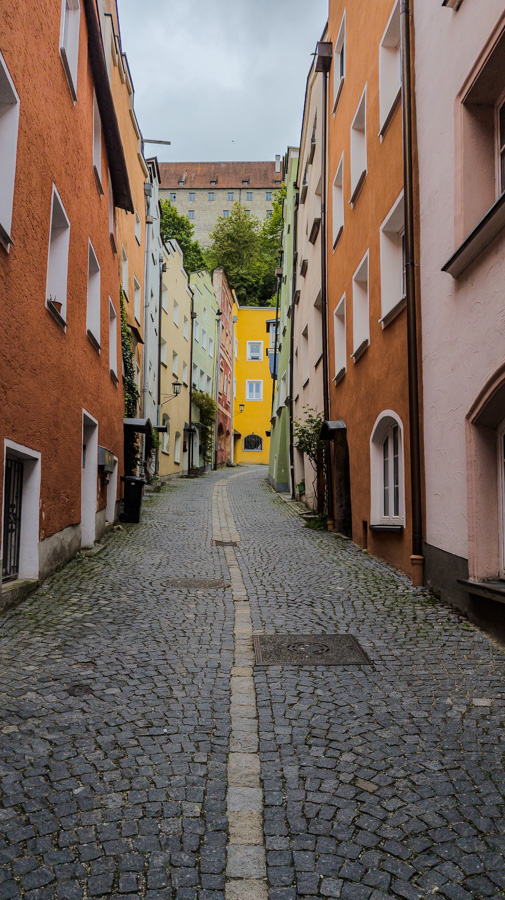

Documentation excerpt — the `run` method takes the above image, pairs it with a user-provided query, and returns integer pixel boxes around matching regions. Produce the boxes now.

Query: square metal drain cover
[212,540,239,547]
[253,634,372,666]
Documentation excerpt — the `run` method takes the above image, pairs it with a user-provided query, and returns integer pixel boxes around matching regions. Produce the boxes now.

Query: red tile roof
[158,161,280,189]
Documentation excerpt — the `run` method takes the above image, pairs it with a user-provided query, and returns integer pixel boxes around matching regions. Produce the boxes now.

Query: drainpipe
[401,0,424,586]
[315,42,334,530]
[188,287,195,475]
[270,265,283,417]
[289,191,299,499]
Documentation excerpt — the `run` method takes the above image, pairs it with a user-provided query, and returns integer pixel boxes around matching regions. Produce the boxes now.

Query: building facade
[232,302,273,466]
[190,269,220,471]
[416,0,505,627]
[213,268,234,466]
[158,160,283,247]
[0,0,132,602]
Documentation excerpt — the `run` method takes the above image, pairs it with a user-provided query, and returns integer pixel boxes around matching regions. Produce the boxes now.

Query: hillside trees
[160,200,206,273]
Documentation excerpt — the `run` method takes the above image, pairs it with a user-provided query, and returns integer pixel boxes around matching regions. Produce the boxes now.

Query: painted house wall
[326,0,414,576]
[233,304,272,466]
[142,159,162,437]
[213,268,234,466]
[415,1,505,606]
[190,270,220,469]
[158,241,191,478]
[0,0,127,583]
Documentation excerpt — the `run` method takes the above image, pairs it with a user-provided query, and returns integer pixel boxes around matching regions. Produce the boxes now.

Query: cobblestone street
[1,466,505,900]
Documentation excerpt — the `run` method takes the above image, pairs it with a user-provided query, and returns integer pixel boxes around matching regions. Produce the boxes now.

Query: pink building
[416,0,505,634]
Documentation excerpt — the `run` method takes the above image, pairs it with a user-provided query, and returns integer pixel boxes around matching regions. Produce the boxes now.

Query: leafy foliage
[160,200,206,273]
[192,391,217,463]
[293,407,325,472]
[205,187,285,305]
[120,290,140,475]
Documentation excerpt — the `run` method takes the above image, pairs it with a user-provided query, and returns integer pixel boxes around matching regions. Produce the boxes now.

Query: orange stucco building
[326,0,422,580]
[0,0,132,603]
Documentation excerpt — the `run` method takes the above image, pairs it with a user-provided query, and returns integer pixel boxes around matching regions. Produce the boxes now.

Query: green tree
[160,200,206,273]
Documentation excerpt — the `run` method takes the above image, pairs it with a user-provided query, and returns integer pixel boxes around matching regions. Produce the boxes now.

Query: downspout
[270,266,282,417]
[401,0,424,586]
[289,191,299,500]
[316,42,335,530]
[188,288,195,475]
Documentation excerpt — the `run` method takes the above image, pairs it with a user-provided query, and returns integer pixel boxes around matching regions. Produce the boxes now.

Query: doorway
[81,412,98,549]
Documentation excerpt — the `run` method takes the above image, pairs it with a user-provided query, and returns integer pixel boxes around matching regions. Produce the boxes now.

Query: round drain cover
[288,642,330,654]
[67,683,93,697]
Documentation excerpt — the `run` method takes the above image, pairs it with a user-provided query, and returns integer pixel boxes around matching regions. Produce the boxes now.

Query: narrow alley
[0,468,504,900]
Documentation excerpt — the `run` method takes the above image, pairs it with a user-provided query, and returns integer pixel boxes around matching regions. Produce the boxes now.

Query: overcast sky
[117,0,328,163]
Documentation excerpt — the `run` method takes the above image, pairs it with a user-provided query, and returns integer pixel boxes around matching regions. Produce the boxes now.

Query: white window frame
[174,432,182,464]
[188,210,195,219]
[301,324,309,386]
[332,154,344,248]
[246,340,263,361]
[121,246,128,298]
[351,251,369,360]
[0,50,20,249]
[135,210,141,244]
[266,191,272,201]
[202,328,207,350]
[379,192,406,323]
[370,410,405,527]
[192,363,198,387]
[208,192,215,201]
[207,375,212,393]
[182,361,188,385]
[189,192,195,201]
[333,294,346,384]
[183,316,189,340]
[333,10,346,111]
[92,91,102,190]
[45,185,70,326]
[170,192,176,201]
[59,0,81,102]
[162,414,170,454]
[350,87,367,204]
[162,285,168,313]
[246,191,253,202]
[497,93,505,196]
[173,299,179,326]
[86,240,101,348]
[379,1,401,135]
[133,276,141,324]
[109,297,117,378]
[160,338,167,367]
[246,380,263,401]
[199,368,206,390]
[228,192,234,201]
[108,172,115,247]
[223,210,230,218]
[194,319,200,342]
[172,350,179,377]
[208,336,214,358]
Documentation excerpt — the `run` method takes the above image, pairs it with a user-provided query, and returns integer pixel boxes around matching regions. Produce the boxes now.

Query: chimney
[275,154,281,173]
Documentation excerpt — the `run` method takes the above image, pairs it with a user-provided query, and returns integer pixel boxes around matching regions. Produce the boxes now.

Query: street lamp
[239,403,245,414]
[162,380,182,404]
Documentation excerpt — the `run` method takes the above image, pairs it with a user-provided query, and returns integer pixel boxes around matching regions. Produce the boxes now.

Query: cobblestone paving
[0,466,504,900]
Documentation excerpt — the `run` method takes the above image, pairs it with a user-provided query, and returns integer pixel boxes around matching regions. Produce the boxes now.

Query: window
[245,209,251,216]
[246,191,253,201]
[207,375,212,393]
[162,285,168,312]
[109,298,117,378]
[86,241,100,348]
[228,192,234,201]
[194,319,200,341]
[202,328,207,350]
[332,154,344,247]
[178,180,184,187]
[172,351,178,376]
[266,210,273,218]
[160,338,167,367]
[0,51,20,248]
[301,324,309,385]
[210,180,216,186]
[333,294,346,384]
[188,210,195,219]
[246,380,263,401]
[189,192,195,201]
[379,2,401,134]
[352,252,369,360]
[182,361,188,385]
[162,414,170,454]
[192,363,198,387]
[59,0,80,100]
[333,11,346,110]
[134,276,141,323]
[370,412,404,526]
[313,293,323,363]
[380,192,405,322]
[233,376,237,398]
[92,91,102,189]
[184,316,189,340]
[173,299,179,326]
[247,341,262,360]
[108,172,115,246]
[170,192,176,201]
[45,186,70,325]
[135,210,141,243]
[208,336,214,358]
[121,246,128,297]
[244,434,263,452]
[234,337,238,358]
[208,192,215,201]
[199,369,206,390]
[266,191,272,201]
[174,432,181,464]
[203,306,207,321]
[242,180,249,186]
[223,210,229,218]
[350,87,367,203]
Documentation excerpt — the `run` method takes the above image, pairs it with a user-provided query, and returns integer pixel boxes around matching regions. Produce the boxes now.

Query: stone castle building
[158,159,283,247]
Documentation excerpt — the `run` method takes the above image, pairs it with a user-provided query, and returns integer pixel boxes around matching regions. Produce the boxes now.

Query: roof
[158,161,281,190]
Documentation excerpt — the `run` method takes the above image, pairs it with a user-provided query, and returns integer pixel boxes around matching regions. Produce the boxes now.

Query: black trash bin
[120,476,145,523]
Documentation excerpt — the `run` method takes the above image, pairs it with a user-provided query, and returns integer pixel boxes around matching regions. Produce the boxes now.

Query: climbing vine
[120,290,140,475]
[192,391,217,464]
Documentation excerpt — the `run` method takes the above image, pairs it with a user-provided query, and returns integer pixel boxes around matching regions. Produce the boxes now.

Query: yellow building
[232,302,273,465]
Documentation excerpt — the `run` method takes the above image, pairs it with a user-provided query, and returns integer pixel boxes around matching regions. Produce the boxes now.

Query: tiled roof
[158,161,280,189]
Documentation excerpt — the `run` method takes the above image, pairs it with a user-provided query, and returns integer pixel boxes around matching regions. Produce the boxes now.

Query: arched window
[162,414,170,454]
[370,411,404,527]
[244,434,263,452]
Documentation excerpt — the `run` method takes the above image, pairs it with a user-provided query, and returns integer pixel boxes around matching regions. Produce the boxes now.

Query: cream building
[158,240,192,479]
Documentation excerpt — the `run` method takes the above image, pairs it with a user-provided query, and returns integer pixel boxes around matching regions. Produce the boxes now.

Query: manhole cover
[67,683,93,697]
[212,540,239,547]
[163,578,230,589]
[253,634,372,666]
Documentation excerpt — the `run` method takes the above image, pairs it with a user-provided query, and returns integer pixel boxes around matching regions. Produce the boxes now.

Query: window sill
[46,300,67,330]
[378,87,401,140]
[351,338,369,363]
[332,226,343,251]
[60,48,77,103]
[87,329,101,353]
[457,578,505,603]
[135,235,141,245]
[110,369,119,385]
[161,361,168,369]
[161,449,170,456]
[333,366,346,386]
[110,232,117,255]
[369,523,404,533]
[93,165,104,196]
[332,77,345,114]
[442,191,505,278]
[0,222,14,253]
[314,352,323,370]
[379,295,406,328]
[302,377,310,388]
[349,170,367,207]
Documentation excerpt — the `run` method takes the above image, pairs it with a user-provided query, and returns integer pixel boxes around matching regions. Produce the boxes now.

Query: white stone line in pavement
[213,478,268,900]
